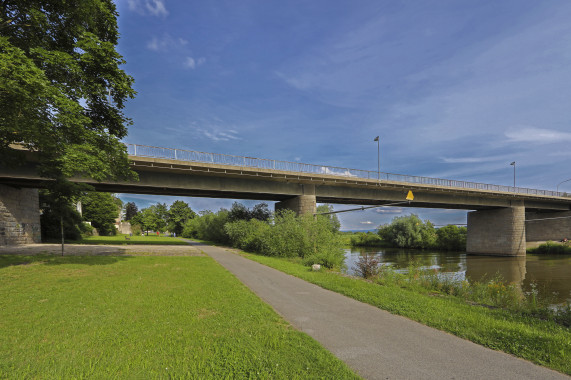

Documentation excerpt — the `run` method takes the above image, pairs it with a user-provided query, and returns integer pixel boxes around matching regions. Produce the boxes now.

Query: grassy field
[76,234,190,245]
[0,254,359,379]
[240,252,571,375]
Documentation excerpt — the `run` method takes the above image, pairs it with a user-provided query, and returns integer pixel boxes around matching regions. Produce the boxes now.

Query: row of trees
[127,201,197,236]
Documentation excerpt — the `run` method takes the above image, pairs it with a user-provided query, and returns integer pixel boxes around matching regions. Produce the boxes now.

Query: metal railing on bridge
[125,144,569,198]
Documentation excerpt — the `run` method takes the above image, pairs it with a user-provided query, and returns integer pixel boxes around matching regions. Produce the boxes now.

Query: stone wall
[0,184,41,245]
[466,206,526,256]
[525,211,571,241]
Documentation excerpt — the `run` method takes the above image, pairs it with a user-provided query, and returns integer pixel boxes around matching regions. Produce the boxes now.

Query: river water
[344,248,571,305]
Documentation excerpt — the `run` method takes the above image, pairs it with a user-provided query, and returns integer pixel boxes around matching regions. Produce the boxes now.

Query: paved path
[194,242,569,380]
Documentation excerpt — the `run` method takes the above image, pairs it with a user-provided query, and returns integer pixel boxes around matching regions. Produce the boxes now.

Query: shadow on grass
[0,254,132,269]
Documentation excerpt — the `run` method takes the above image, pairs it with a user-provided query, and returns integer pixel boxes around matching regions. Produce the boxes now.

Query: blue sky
[114,0,571,230]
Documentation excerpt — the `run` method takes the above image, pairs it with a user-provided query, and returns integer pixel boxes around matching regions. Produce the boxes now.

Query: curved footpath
[193,241,569,380]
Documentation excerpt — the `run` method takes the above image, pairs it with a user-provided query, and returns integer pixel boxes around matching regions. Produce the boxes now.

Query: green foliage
[352,253,381,279]
[528,241,571,255]
[224,210,345,269]
[181,209,230,244]
[350,232,386,247]
[228,202,271,222]
[167,200,196,235]
[39,189,84,241]
[378,214,436,249]
[0,1,136,189]
[80,192,119,236]
[435,225,467,251]
[132,203,169,234]
[316,204,341,232]
[123,202,138,221]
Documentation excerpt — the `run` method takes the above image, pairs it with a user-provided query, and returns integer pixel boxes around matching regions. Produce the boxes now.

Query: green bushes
[374,214,467,251]
[182,206,345,269]
[350,232,385,247]
[181,210,230,244]
[528,241,571,255]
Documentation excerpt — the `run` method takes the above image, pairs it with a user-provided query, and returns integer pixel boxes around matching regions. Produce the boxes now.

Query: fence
[125,144,569,198]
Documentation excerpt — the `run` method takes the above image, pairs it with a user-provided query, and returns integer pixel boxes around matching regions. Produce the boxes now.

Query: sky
[113,0,571,230]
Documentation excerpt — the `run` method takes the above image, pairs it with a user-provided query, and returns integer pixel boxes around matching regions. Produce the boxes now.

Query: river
[344,247,571,305]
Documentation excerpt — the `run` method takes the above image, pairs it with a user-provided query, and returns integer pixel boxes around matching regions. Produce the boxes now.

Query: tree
[80,192,120,235]
[0,1,136,198]
[168,200,196,235]
[124,202,138,221]
[132,203,169,235]
[316,204,341,232]
[228,202,271,222]
[378,214,436,249]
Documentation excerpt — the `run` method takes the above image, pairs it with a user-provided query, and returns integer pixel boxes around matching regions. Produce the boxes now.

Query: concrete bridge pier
[275,185,316,216]
[0,184,42,246]
[467,205,526,256]
[525,210,571,241]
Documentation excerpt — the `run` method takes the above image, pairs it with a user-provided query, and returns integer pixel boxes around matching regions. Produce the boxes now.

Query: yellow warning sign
[406,191,414,201]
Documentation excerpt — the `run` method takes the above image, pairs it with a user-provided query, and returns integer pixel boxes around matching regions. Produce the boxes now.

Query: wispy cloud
[184,57,206,69]
[147,35,188,52]
[199,129,241,142]
[360,221,374,225]
[128,0,168,17]
[505,126,571,143]
[440,155,506,164]
[374,207,404,214]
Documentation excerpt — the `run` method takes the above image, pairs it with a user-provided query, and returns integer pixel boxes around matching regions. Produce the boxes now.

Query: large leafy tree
[0,1,136,188]
[168,200,196,235]
[124,201,138,221]
[80,191,120,236]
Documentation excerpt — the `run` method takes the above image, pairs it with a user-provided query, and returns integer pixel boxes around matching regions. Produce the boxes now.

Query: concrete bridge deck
[1,144,570,255]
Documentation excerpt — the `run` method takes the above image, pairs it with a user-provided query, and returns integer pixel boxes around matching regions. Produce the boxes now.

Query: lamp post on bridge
[557,178,571,193]
[510,161,516,188]
[374,136,380,181]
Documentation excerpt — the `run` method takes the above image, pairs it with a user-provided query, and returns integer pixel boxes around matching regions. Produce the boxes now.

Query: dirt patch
[0,243,204,257]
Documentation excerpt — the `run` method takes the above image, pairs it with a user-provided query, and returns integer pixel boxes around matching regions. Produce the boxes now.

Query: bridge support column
[275,185,316,216]
[0,184,41,246]
[467,205,526,256]
[525,211,571,241]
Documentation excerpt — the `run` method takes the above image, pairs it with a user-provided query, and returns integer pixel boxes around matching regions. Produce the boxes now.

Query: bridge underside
[1,157,570,254]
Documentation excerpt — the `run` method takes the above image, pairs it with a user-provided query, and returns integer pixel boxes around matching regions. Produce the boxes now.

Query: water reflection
[344,248,571,305]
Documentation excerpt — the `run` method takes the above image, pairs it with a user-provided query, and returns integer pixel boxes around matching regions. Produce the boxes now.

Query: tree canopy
[124,202,138,221]
[0,0,136,187]
[168,200,196,235]
[80,192,120,236]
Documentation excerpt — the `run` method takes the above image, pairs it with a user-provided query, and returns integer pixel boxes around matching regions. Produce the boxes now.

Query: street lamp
[374,136,380,180]
[557,178,571,193]
[510,161,516,188]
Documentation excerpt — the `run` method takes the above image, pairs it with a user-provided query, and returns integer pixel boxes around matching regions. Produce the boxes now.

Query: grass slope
[0,254,358,379]
[241,252,571,375]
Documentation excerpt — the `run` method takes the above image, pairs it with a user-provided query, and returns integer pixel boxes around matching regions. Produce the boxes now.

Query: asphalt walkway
[194,241,569,380]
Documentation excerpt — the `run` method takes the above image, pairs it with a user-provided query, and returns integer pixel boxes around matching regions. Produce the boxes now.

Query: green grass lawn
[0,254,359,379]
[240,252,571,375]
[75,234,190,245]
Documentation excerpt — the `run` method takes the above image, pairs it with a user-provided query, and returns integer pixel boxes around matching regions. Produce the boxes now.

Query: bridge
[1,144,570,255]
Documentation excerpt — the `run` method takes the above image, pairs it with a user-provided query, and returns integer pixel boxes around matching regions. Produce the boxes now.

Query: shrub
[435,225,467,251]
[352,253,381,279]
[528,241,571,255]
[181,209,230,243]
[350,232,384,247]
[378,214,436,249]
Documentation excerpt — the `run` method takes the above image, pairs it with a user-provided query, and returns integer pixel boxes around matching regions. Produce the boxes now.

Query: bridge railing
[125,144,569,198]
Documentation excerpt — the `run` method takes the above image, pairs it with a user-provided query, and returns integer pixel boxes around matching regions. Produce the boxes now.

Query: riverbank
[239,250,571,375]
[0,253,357,378]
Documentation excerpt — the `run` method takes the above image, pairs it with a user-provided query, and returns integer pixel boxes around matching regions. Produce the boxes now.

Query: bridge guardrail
[125,144,569,198]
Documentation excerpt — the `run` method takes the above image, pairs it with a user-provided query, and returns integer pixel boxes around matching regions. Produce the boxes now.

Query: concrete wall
[275,185,316,215]
[525,211,571,241]
[0,184,41,246]
[467,206,526,256]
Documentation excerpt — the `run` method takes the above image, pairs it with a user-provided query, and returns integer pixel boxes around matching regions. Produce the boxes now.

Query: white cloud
[505,126,571,143]
[184,56,206,69]
[199,129,241,142]
[146,35,189,52]
[440,155,507,164]
[374,207,404,214]
[360,221,374,225]
[127,0,168,17]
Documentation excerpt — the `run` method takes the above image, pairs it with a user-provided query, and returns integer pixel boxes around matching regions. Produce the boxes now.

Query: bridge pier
[466,205,526,256]
[525,210,571,241]
[0,184,41,246]
[275,185,316,216]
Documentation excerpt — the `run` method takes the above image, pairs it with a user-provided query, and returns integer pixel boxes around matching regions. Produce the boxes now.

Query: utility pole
[374,136,380,180]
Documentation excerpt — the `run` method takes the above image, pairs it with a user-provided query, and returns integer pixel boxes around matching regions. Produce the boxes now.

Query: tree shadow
[0,253,132,269]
